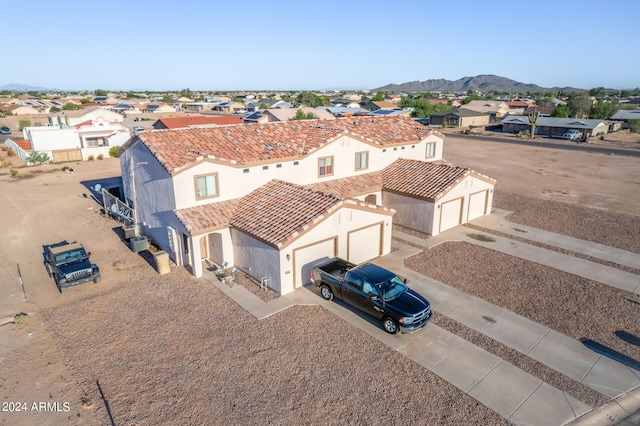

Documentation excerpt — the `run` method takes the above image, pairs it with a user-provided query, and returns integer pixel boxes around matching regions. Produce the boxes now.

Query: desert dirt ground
[1,130,639,425]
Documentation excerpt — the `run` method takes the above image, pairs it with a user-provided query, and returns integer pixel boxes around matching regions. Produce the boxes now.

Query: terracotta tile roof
[175,199,241,236]
[155,115,243,129]
[229,180,345,248]
[15,139,31,150]
[124,116,432,175]
[176,180,393,247]
[382,158,495,201]
[309,172,382,198]
[507,100,532,108]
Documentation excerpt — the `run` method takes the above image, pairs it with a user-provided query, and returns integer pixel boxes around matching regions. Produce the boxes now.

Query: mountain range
[373,75,584,93]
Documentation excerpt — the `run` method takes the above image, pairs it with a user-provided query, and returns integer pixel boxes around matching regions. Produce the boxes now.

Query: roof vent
[226,130,231,136]
[267,191,277,197]
[292,125,298,130]
[256,129,261,134]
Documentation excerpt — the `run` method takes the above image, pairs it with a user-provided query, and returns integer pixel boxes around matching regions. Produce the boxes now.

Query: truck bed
[316,258,354,280]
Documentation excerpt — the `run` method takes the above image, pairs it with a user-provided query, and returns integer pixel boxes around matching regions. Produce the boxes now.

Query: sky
[2,0,638,91]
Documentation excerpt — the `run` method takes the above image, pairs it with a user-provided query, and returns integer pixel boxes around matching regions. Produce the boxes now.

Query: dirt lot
[1,132,639,425]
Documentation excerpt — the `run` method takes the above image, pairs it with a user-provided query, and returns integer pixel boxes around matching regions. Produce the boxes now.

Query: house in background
[362,101,397,111]
[610,110,640,128]
[12,117,130,163]
[501,116,609,137]
[211,101,246,113]
[429,108,490,128]
[261,107,336,122]
[118,116,495,295]
[0,104,40,116]
[57,107,125,125]
[152,115,243,130]
[463,100,510,121]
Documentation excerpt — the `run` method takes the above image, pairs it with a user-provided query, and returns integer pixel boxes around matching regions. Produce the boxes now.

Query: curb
[564,385,640,425]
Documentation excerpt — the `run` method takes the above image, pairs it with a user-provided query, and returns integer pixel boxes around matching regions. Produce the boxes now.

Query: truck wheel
[382,317,399,334]
[320,285,333,301]
[94,276,101,284]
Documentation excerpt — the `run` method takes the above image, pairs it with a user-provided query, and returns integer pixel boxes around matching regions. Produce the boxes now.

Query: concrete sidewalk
[394,225,640,296]
[473,208,640,271]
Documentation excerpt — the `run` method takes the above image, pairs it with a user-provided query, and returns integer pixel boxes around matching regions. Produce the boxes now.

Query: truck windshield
[55,249,87,264]
[377,276,408,301]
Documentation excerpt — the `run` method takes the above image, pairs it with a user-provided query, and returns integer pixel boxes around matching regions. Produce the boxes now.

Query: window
[347,274,363,291]
[276,163,282,168]
[355,151,368,171]
[293,161,299,166]
[318,156,333,177]
[262,165,269,170]
[194,173,219,200]
[86,137,107,147]
[243,168,250,173]
[426,142,436,158]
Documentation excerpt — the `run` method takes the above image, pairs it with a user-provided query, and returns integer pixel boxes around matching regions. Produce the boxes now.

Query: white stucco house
[18,117,131,163]
[118,116,495,295]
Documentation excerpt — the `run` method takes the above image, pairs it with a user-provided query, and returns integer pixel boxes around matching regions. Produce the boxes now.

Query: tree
[259,103,269,109]
[628,119,640,133]
[80,98,91,104]
[462,95,484,105]
[589,87,606,98]
[26,151,50,165]
[180,88,193,99]
[296,91,322,107]
[551,105,570,118]
[161,94,174,103]
[293,109,317,120]
[62,102,78,110]
[19,119,31,129]
[371,92,386,102]
[94,89,108,96]
[49,106,61,113]
[109,146,120,157]
[567,92,592,118]
[590,100,619,120]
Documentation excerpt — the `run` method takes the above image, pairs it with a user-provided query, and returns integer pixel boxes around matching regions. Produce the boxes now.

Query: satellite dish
[111,204,118,213]
[93,184,102,192]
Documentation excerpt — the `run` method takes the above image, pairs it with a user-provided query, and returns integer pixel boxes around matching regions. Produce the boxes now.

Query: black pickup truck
[45,242,101,293]
[311,258,431,334]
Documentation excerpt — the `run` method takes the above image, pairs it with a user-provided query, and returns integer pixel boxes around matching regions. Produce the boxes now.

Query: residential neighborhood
[1,73,640,426]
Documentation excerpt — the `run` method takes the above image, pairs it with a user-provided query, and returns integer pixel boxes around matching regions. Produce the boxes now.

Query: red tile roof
[156,115,243,129]
[175,199,241,236]
[309,172,382,198]
[382,159,495,201]
[176,179,394,247]
[507,100,531,108]
[15,139,31,150]
[123,116,432,175]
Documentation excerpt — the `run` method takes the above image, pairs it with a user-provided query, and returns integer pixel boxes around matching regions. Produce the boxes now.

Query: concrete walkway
[200,215,640,425]
[394,222,640,296]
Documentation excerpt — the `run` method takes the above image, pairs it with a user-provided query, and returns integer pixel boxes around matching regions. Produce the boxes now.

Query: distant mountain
[373,75,584,93]
[0,83,54,92]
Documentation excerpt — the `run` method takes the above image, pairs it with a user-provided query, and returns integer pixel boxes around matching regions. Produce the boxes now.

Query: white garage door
[293,237,337,288]
[347,223,382,265]
[468,190,488,221]
[440,197,463,232]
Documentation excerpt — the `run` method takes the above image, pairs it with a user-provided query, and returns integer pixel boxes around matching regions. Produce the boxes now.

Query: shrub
[109,146,120,157]
[97,153,104,160]
[26,151,50,165]
[19,119,31,129]
[88,154,95,161]
[629,119,640,133]
[10,168,18,176]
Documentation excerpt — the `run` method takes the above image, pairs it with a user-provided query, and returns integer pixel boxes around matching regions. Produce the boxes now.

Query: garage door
[468,190,488,221]
[53,149,82,163]
[347,223,382,264]
[440,197,463,232]
[293,237,337,288]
